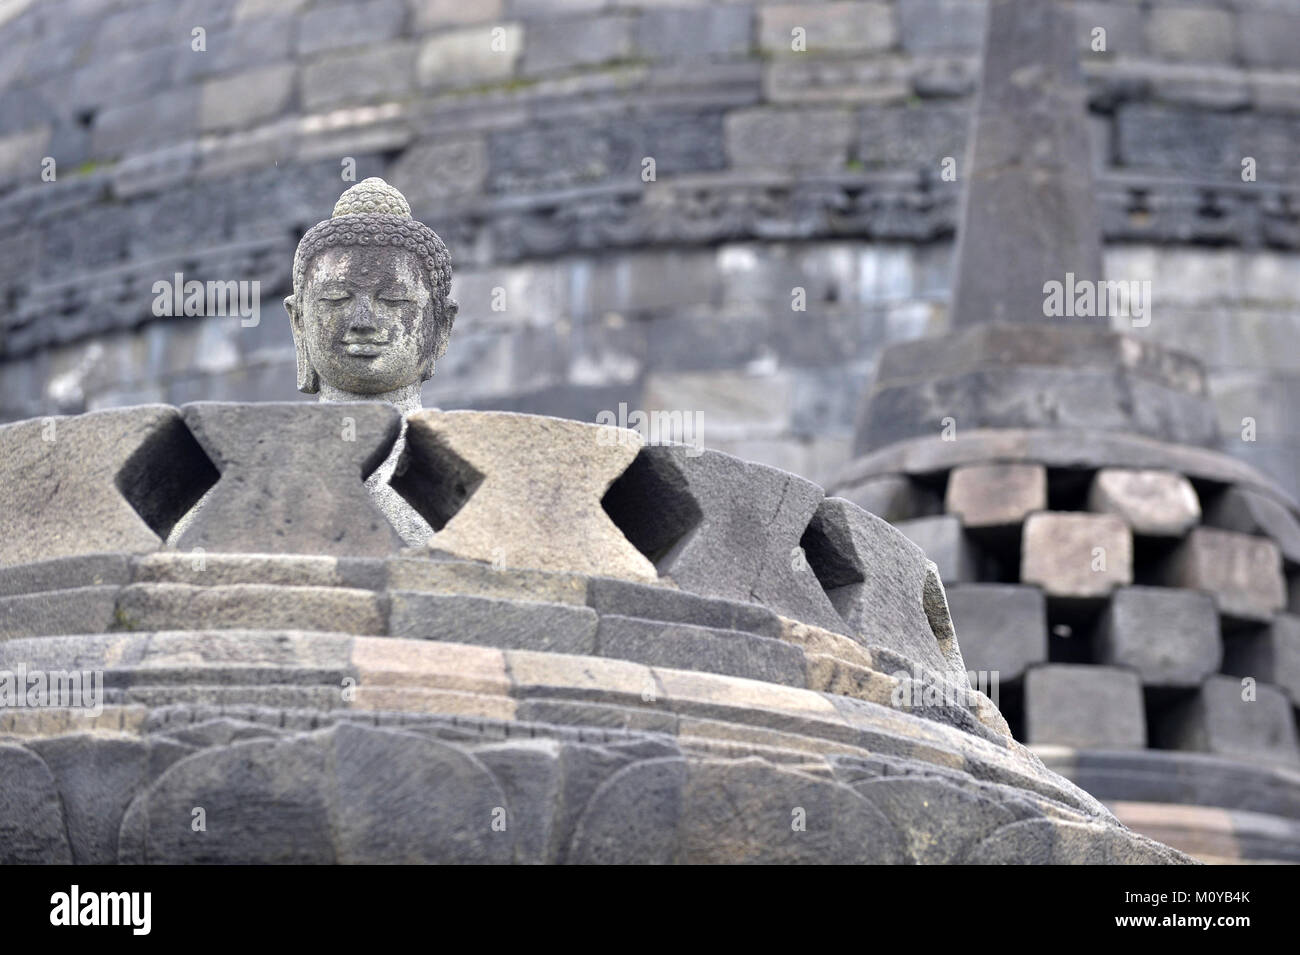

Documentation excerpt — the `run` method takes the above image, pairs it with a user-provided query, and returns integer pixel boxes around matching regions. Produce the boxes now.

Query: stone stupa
[0,170,1190,862]
[831,0,1300,864]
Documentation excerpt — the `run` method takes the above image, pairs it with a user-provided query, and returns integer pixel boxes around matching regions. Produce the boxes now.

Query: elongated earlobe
[285,295,320,394]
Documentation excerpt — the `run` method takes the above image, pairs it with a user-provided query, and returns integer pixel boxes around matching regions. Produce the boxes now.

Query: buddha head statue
[284,178,457,408]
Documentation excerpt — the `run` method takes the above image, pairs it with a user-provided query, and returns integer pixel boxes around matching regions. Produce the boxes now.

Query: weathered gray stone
[521,15,632,75]
[0,586,120,639]
[134,553,346,588]
[400,410,656,582]
[1022,512,1132,598]
[944,584,1046,681]
[297,0,406,55]
[389,591,598,654]
[0,406,208,567]
[585,577,781,639]
[835,474,940,523]
[1146,6,1234,62]
[387,558,588,605]
[1095,586,1221,688]
[1087,468,1201,537]
[199,65,294,131]
[945,462,1046,529]
[1024,665,1146,750]
[757,2,896,55]
[118,723,514,863]
[26,735,149,863]
[1167,527,1286,623]
[175,402,405,556]
[859,362,1219,453]
[676,758,908,864]
[300,41,417,110]
[949,0,1101,329]
[1222,615,1300,708]
[603,446,845,632]
[834,428,1297,512]
[894,515,977,584]
[634,6,751,59]
[114,583,385,634]
[1154,676,1299,767]
[898,0,984,53]
[595,614,805,688]
[803,499,967,683]
[1204,486,1300,567]
[0,553,132,597]
[0,745,72,864]
[725,108,854,172]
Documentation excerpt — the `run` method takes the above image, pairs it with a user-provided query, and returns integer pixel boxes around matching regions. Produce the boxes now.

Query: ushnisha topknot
[291,177,454,317]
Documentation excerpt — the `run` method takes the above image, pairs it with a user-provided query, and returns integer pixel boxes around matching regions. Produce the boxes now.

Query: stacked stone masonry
[1,0,1299,502]
[0,401,1198,863]
[832,426,1300,860]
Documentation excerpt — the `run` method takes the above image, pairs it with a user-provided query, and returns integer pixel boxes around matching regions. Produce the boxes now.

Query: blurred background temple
[1,0,1298,499]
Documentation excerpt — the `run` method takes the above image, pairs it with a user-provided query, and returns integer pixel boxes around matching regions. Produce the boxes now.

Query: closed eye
[379,297,411,305]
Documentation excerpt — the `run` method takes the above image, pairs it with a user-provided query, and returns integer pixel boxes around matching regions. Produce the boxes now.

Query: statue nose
[348,298,378,330]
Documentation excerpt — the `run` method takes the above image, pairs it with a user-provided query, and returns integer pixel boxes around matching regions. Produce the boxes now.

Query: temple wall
[1,0,1298,491]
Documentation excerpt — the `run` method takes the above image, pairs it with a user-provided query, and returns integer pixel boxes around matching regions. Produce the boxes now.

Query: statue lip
[341,339,388,357]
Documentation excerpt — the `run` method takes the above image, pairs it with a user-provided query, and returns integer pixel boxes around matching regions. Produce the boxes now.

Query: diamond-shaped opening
[798,504,864,620]
[389,426,485,532]
[601,447,702,570]
[116,414,220,540]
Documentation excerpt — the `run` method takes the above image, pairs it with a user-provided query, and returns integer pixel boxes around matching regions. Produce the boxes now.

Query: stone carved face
[286,246,438,395]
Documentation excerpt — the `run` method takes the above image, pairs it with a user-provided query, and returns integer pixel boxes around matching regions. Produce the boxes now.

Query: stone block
[114,583,386,633]
[92,87,200,155]
[386,558,588,605]
[0,406,210,568]
[1237,11,1300,69]
[836,474,939,523]
[297,0,406,55]
[856,104,970,169]
[803,499,967,683]
[199,64,294,131]
[757,2,896,55]
[725,108,854,172]
[1145,6,1235,62]
[1168,527,1286,623]
[410,0,502,30]
[0,745,72,863]
[898,0,984,53]
[399,410,656,582]
[0,554,132,597]
[1154,676,1299,767]
[1024,665,1146,750]
[388,591,598,654]
[417,23,521,90]
[894,515,976,584]
[765,57,911,106]
[521,15,633,74]
[301,42,417,110]
[1087,468,1200,537]
[1022,512,1132,598]
[175,402,405,557]
[944,584,1046,680]
[944,462,1046,529]
[1204,486,1300,567]
[601,445,845,632]
[0,586,120,639]
[585,577,781,638]
[1095,586,1221,688]
[1222,615,1300,708]
[634,6,752,59]
[596,615,806,688]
